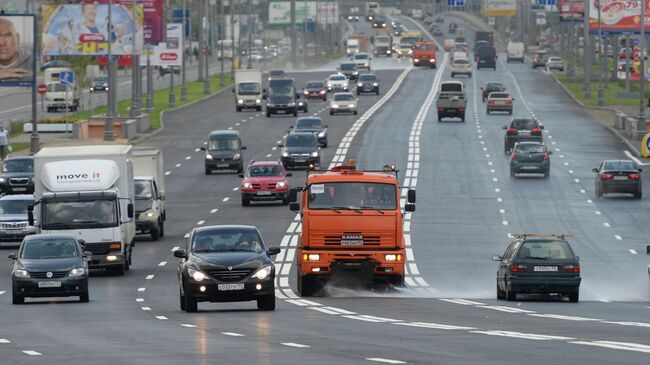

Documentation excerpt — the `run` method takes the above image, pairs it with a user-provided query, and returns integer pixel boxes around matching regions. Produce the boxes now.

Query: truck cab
[44,67,80,112]
[413,41,437,68]
[290,161,416,296]
[233,69,263,112]
[133,149,166,241]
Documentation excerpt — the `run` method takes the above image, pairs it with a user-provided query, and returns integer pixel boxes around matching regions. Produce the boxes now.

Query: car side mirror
[492,255,503,261]
[592,168,599,173]
[290,202,300,212]
[407,189,416,203]
[286,172,292,177]
[173,249,187,259]
[200,146,206,151]
[548,151,553,155]
[540,125,544,129]
[241,146,247,150]
[127,203,134,219]
[405,203,416,212]
[267,247,281,256]
[238,173,244,178]
[8,253,16,260]
[502,125,507,129]
[638,168,643,172]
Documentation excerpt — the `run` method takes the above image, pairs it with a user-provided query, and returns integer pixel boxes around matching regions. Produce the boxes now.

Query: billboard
[139,24,183,67]
[559,0,585,21]
[71,0,163,44]
[317,2,340,25]
[268,1,317,26]
[0,15,35,87]
[41,4,144,56]
[588,0,650,33]
[483,0,517,16]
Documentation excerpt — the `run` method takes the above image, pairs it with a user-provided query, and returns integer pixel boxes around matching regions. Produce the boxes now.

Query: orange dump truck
[413,41,437,68]
[289,161,416,296]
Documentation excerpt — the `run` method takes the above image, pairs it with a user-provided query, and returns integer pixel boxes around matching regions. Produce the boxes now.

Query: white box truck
[506,42,525,63]
[44,67,81,112]
[133,149,166,241]
[346,38,360,56]
[233,69,263,112]
[30,145,135,275]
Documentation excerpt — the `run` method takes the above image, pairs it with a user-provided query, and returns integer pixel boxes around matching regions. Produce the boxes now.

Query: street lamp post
[220,0,225,87]
[583,3,592,98]
[247,0,252,69]
[130,0,141,116]
[638,0,647,135]
[597,1,606,106]
[105,0,116,141]
[180,0,188,101]
[204,0,211,94]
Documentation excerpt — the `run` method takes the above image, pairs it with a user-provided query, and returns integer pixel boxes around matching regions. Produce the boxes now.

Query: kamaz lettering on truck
[31,145,135,275]
[289,161,416,296]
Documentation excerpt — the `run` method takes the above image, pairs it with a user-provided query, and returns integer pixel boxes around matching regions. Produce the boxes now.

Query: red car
[239,161,291,206]
[303,81,328,101]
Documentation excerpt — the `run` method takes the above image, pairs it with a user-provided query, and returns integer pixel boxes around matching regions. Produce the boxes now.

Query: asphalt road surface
[0,17,649,365]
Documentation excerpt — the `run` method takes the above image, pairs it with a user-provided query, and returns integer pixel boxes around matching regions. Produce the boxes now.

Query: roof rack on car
[510,233,574,239]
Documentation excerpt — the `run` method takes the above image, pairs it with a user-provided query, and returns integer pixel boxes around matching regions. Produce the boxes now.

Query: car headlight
[288,102,296,107]
[387,50,391,54]
[282,152,289,157]
[414,58,420,62]
[385,254,402,262]
[242,182,252,189]
[0,177,5,183]
[142,209,155,218]
[276,181,286,188]
[348,104,355,108]
[353,71,358,75]
[408,50,413,54]
[373,82,378,86]
[332,104,340,108]
[306,254,320,261]
[252,265,272,280]
[69,267,86,277]
[327,83,332,88]
[188,268,207,282]
[206,154,213,160]
[358,83,363,87]
[255,99,261,103]
[311,151,319,157]
[233,153,241,160]
[238,99,244,104]
[318,131,326,138]
[14,269,30,278]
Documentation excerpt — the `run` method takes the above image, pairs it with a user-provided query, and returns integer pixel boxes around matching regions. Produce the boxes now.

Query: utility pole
[204,0,211,94]
[638,0,647,135]
[198,1,205,82]
[105,0,116,141]
[181,0,188,100]
[291,0,296,68]
[583,2,592,98]
[597,1,605,106]
[220,0,225,86]
[130,0,141,116]
[231,0,236,79]
[247,0,252,69]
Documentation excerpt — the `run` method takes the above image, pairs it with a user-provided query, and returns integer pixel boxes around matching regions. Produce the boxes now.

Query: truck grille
[9,178,30,185]
[207,268,254,282]
[30,271,68,279]
[1,222,28,229]
[85,242,111,255]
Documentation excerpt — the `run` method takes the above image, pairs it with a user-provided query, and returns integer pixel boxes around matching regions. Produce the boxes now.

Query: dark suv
[0,157,34,195]
[510,142,552,178]
[338,62,359,81]
[503,118,543,154]
[290,117,328,147]
[279,132,320,169]
[201,130,247,174]
[593,159,643,199]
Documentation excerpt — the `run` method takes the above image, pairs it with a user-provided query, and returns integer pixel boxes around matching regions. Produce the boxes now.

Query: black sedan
[290,117,328,147]
[90,76,109,93]
[532,52,549,69]
[337,62,359,81]
[493,234,581,302]
[593,160,643,199]
[503,118,543,154]
[480,81,505,102]
[510,142,552,178]
[0,156,34,195]
[279,132,321,169]
[10,234,90,304]
[174,225,280,312]
[356,73,380,95]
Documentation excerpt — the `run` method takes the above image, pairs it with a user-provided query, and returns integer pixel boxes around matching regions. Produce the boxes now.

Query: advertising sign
[483,0,517,16]
[268,1,317,26]
[317,2,340,25]
[559,0,585,21]
[589,0,650,33]
[0,15,35,87]
[140,24,183,67]
[71,0,163,44]
[41,4,144,56]
[172,8,191,38]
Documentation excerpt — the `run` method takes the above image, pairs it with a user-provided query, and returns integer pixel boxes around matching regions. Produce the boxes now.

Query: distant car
[451,58,472,78]
[486,92,514,115]
[593,160,643,199]
[451,51,468,62]
[89,76,108,93]
[239,161,291,206]
[297,95,308,113]
[326,74,349,92]
[347,15,360,22]
[433,28,443,36]
[546,56,565,71]
[290,117,328,147]
[10,234,90,304]
[0,156,34,195]
[279,132,321,169]
[303,81,327,101]
[510,142,551,178]
[531,52,549,69]
[481,81,505,102]
[454,42,468,52]
[338,62,359,81]
[397,44,413,58]
[493,234,581,302]
[503,118,543,154]
[201,130,247,174]
[158,65,180,77]
[473,40,490,61]
[329,92,358,115]
[356,73,380,95]
[174,225,280,312]
[0,195,37,246]
[353,52,372,70]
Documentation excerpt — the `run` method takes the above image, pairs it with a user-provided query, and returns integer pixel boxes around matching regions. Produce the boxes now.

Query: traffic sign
[642,133,650,158]
[37,84,47,95]
[60,71,74,85]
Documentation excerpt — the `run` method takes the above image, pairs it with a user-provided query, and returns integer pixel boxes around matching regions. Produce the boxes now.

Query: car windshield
[286,134,316,147]
[490,93,509,99]
[0,199,32,215]
[330,75,345,81]
[134,180,153,200]
[339,64,356,70]
[42,199,118,229]
[517,241,574,260]
[192,230,264,253]
[335,94,355,101]
[47,84,67,92]
[487,82,503,89]
[415,43,433,50]
[296,118,323,129]
[359,75,376,82]
[248,165,282,177]
[454,59,469,64]
[94,77,107,83]
[20,238,80,259]
[603,161,637,171]
[269,70,285,76]
[549,57,562,62]
[308,182,397,210]
[208,137,240,151]
[516,144,545,153]
[238,82,260,95]
[511,119,537,130]
[354,55,369,60]
[2,159,33,173]
[400,44,411,49]
[306,82,323,88]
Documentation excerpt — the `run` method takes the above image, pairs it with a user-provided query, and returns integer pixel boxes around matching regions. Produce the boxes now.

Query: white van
[506,42,525,63]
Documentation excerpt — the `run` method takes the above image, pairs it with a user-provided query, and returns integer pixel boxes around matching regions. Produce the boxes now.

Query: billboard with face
[0,15,35,87]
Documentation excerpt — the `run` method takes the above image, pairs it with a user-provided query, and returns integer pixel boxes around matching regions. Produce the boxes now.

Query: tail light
[531,127,542,135]
[488,100,495,105]
[601,173,613,180]
[320,90,326,94]
[459,108,465,112]
[511,151,517,161]
[505,99,512,105]
[499,88,504,91]
[629,173,640,180]
[506,127,518,135]
[304,90,309,95]
[511,264,527,273]
[564,265,580,273]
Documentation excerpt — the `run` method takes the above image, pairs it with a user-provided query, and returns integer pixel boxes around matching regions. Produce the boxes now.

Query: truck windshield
[0,199,32,215]
[401,37,419,45]
[238,82,260,95]
[415,43,433,50]
[47,84,67,92]
[268,79,294,95]
[134,180,153,199]
[42,199,118,229]
[208,137,240,151]
[308,182,396,210]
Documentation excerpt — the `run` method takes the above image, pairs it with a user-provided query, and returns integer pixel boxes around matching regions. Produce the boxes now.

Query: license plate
[12,187,27,192]
[217,163,229,168]
[446,109,457,112]
[218,283,245,291]
[533,266,558,272]
[614,176,628,180]
[256,191,272,196]
[38,281,62,288]
[341,240,363,246]
[521,166,538,170]
[277,110,286,114]
[294,158,306,163]
[519,131,531,135]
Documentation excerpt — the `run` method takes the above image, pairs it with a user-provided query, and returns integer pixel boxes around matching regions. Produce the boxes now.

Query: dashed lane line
[365,358,406,364]
[222,332,246,337]
[22,350,42,356]
[281,342,311,348]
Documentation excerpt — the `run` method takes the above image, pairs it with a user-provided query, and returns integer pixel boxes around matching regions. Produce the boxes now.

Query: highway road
[0,16,649,365]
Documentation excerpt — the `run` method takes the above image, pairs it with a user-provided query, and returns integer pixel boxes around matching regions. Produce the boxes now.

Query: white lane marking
[470,330,574,341]
[614,235,622,240]
[587,199,593,203]
[0,291,5,295]
[600,321,650,328]
[136,298,144,302]
[266,154,272,158]
[580,189,586,194]
[22,351,42,356]
[295,299,321,306]
[137,287,146,292]
[184,233,190,238]
[342,315,386,323]
[478,305,535,314]
[171,246,180,252]
[629,249,638,255]
[222,197,230,202]
[571,340,650,354]
[181,324,197,328]
[194,148,200,152]
[272,146,277,150]
[624,150,650,166]
[595,211,602,215]
[528,314,601,322]
[233,187,239,191]
[164,171,171,176]
[185,156,191,160]
[141,307,151,311]
[322,307,357,315]
[281,342,310,348]
[440,299,486,306]
[156,316,168,320]
[603,222,611,227]
[395,322,476,331]
[0,339,10,343]
[309,307,341,315]
[197,220,205,225]
[365,358,406,364]
[145,275,154,280]
[175,163,181,167]
[222,332,245,337]
[210,208,218,213]
[502,221,509,226]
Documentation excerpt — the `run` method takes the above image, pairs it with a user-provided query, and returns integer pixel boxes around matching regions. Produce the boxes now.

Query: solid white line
[158,261,167,266]
[322,306,357,315]
[479,305,535,314]
[210,208,218,213]
[222,197,230,202]
[22,351,42,356]
[0,339,10,343]
[528,314,600,322]
[470,330,574,341]
[342,315,385,323]
[624,150,650,166]
[629,249,638,255]
[156,316,168,320]
[145,275,154,280]
[222,332,245,337]
[281,342,310,348]
[571,340,650,354]
[309,307,340,315]
[137,287,146,292]
[395,322,476,331]
[181,324,197,328]
[365,358,406,364]
[440,298,485,306]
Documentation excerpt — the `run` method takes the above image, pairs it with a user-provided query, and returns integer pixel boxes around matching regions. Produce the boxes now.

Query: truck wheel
[12,293,24,305]
[298,276,318,297]
[236,106,242,112]
[241,196,250,206]
[79,290,89,303]
[257,295,275,311]
[184,294,198,312]
[159,219,165,238]
[151,225,160,241]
